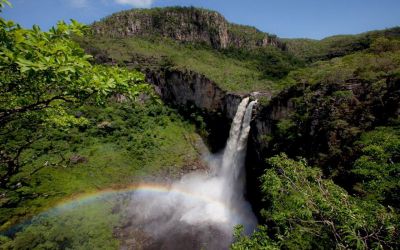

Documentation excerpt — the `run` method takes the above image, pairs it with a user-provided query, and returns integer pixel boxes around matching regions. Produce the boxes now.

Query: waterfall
[122,97,257,249]
[220,97,257,204]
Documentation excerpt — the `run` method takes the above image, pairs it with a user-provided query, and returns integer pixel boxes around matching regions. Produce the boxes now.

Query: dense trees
[352,126,400,208]
[233,154,399,249]
[0,2,150,187]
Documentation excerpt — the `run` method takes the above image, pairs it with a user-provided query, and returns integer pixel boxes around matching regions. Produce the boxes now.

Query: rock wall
[145,69,243,120]
[92,7,283,50]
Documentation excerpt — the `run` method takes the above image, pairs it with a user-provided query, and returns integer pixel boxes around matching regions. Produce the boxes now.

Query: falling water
[220,97,258,201]
[121,97,258,249]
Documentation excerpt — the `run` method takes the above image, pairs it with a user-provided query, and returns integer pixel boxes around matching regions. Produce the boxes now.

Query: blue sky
[2,0,400,39]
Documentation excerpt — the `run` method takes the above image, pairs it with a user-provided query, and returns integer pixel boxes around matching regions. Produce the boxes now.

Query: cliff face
[144,68,244,151]
[146,69,243,119]
[92,7,282,50]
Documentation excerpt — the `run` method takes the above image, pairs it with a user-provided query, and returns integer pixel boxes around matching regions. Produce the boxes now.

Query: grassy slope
[79,36,295,94]
[0,100,202,233]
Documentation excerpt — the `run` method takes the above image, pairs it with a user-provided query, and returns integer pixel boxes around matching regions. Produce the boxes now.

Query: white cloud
[69,0,88,8]
[114,0,154,8]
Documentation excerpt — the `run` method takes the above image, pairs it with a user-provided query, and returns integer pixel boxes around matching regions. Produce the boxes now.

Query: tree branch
[0,95,74,125]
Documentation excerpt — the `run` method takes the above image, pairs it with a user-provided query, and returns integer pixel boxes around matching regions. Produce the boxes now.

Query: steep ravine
[88,43,400,218]
[140,67,281,217]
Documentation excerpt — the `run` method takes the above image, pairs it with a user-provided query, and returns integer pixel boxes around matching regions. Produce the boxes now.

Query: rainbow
[54,182,227,210]
[3,182,247,235]
[43,182,240,221]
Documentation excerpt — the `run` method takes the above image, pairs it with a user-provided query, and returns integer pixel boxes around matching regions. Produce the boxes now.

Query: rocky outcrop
[92,7,283,50]
[227,24,282,49]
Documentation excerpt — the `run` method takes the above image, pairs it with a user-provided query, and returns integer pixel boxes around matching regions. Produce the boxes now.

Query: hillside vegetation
[82,14,400,247]
[284,27,400,62]
[78,35,300,93]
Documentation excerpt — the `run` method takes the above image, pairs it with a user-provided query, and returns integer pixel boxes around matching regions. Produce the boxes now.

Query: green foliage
[276,118,296,137]
[0,15,151,187]
[0,19,148,112]
[263,35,400,175]
[370,37,400,54]
[0,0,10,11]
[332,90,354,99]
[283,45,400,85]
[221,46,303,80]
[250,34,400,250]
[255,47,302,79]
[352,126,400,207]
[233,154,399,249]
[232,225,278,250]
[284,34,370,63]
[0,7,203,247]
[227,24,268,43]
[79,26,302,93]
